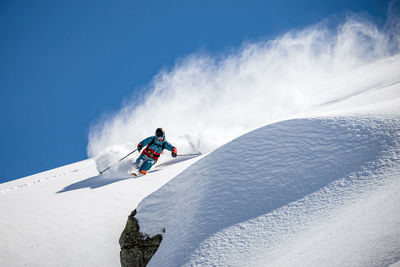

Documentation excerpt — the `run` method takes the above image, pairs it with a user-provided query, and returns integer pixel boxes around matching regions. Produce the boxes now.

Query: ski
[130,171,146,178]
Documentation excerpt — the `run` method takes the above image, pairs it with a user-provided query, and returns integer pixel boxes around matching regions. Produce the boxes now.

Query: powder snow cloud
[87,10,400,159]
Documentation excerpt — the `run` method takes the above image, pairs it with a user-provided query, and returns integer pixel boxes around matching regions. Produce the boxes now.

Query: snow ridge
[135,116,400,266]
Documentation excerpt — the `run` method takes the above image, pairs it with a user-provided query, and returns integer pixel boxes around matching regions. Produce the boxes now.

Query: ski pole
[99,148,138,175]
[177,152,201,157]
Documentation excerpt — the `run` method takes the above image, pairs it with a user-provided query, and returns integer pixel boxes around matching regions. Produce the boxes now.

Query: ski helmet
[155,128,165,139]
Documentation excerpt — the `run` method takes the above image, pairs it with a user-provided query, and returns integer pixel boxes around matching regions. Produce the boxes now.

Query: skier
[132,128,177,176]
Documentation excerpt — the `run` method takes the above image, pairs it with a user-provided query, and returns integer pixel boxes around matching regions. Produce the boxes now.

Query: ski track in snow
[0,154,199,195]
[0,160,96,194]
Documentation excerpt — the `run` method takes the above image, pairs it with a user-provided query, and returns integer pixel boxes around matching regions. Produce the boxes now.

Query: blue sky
[0,0,392,183]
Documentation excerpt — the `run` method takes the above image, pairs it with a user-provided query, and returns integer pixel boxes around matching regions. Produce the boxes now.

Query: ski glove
[171,147,177,158]
[137,144,143,152]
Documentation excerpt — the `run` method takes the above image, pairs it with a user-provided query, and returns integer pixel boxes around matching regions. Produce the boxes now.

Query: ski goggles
[156,133,164,139]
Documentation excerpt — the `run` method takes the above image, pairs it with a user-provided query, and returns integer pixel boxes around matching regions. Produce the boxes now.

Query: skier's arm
[137,136,154,151]
[164,141,177,157]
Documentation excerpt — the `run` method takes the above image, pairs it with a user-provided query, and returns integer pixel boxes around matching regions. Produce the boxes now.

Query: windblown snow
[1,12,400,267]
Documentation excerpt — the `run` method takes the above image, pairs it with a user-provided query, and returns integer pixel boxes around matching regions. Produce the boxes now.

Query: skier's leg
[139,158,156,172]
[135,154,146,170]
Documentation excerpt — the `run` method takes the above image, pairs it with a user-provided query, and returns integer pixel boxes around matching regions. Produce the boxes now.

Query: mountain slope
[0,155,203,266]
[135,116,400,266]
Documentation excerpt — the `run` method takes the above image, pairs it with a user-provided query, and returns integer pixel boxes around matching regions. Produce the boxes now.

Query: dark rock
[119,210,163,267]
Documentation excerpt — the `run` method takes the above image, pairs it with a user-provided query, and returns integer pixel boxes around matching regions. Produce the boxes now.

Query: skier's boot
[130,169,147,177]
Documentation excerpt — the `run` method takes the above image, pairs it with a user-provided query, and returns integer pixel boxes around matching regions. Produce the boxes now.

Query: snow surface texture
[136,116,400,266]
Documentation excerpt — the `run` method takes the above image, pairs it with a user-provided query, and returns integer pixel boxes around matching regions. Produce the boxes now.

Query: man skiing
[132,128,177,176]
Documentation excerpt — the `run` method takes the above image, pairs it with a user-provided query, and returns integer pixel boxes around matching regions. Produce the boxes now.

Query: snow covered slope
[136,116,400,266]
[0,155,203,266]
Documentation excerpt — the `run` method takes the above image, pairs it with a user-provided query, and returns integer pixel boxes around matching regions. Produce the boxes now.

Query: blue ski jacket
[138,136,176,161]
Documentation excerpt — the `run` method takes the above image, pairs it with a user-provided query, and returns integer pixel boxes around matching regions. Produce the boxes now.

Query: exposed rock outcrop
[119,210,162,267]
